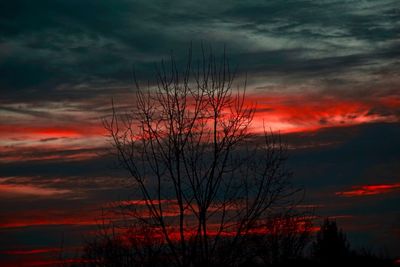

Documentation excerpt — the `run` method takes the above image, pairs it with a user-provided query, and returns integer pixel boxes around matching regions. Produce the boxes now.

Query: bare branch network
[103,47,305,267]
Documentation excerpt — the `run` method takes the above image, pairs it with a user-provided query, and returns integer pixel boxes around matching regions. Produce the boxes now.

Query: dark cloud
[0,153,114,178]
[285,122,400,255]
[0,0,399,103]
[287,123,400,187]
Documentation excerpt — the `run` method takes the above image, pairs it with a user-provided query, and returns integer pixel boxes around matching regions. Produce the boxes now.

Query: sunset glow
[1,0,399,265]
[336,183,400,197]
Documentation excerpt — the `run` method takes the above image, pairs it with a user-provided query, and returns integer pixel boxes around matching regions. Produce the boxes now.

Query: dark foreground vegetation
[61,48,396,267]
[59,218,396,267]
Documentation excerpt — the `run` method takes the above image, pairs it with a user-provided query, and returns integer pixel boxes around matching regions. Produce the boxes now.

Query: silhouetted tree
[71,215,398,267]
[312,218,350,263]
[103,46,304,267]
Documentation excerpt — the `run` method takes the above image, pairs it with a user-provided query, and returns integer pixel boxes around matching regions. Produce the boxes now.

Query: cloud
[0,183,71,197]
[0,217,98,229]
[0,0,399,103]
[1,248,61,255]
[336,183,400,197]
[248,91,399,133]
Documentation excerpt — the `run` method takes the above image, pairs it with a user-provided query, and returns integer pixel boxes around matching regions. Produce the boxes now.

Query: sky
[0,0,399,265]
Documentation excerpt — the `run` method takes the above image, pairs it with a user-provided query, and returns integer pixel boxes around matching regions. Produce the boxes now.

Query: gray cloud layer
[0,0,399,102]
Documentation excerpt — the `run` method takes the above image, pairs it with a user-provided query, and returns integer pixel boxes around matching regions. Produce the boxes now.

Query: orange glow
[336,183,400,197]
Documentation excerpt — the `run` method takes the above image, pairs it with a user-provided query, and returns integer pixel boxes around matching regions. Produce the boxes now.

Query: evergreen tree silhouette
[312,218,350,263]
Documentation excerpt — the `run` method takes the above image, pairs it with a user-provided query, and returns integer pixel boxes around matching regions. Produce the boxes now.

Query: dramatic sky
[1,0,399,265]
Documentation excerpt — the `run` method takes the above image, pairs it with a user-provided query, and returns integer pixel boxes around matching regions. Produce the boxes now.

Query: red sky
[1,0,400,264]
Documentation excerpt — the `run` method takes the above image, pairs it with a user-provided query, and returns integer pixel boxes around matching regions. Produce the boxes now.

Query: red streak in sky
[336,183,400,197]
[0,125,79,137]
[0,217,99,229]
[23,258,90,267]
[1,248,61,255]
[247,92,399,133]
[0,124,105,138]
[1,92,398,142]
[0,91,398,165]
[0,183,71,196]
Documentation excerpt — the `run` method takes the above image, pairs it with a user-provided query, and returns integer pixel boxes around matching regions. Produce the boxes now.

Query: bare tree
[103,46,302,267]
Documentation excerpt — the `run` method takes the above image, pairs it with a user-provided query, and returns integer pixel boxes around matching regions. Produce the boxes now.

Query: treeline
[61,218,396,267]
